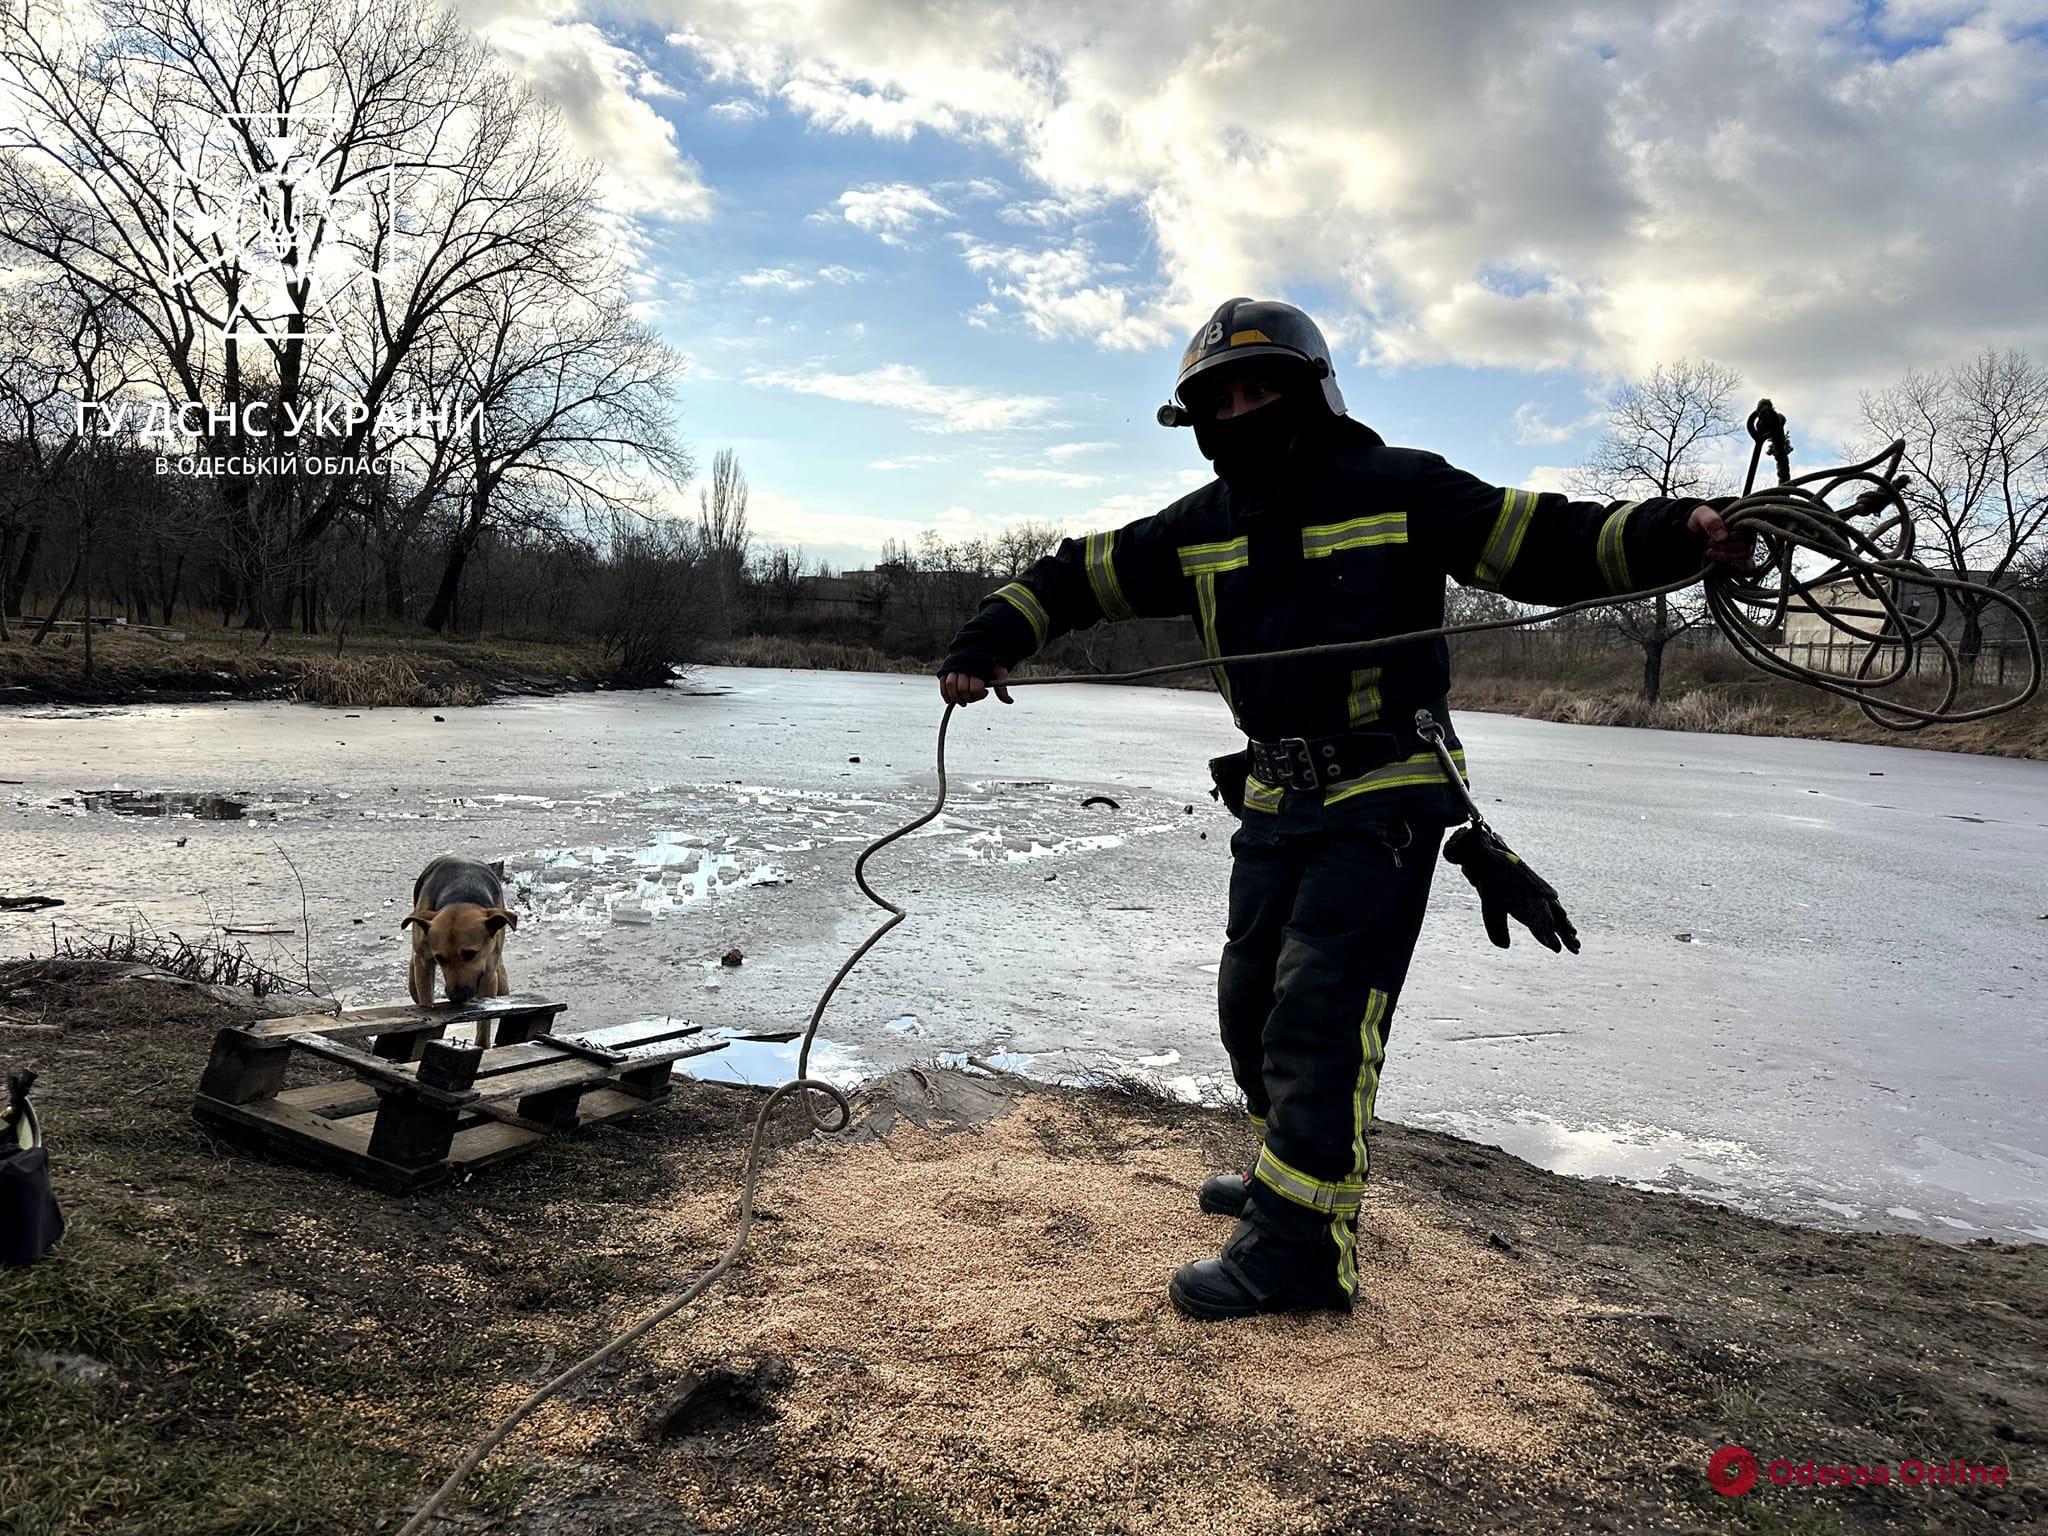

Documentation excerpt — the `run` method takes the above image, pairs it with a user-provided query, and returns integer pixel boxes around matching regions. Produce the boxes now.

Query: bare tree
[1569,358,1743,704]
[421,268,691,631]
[695,447,750,637]
[995,520,1064,577]
[754,542,811,612]
[0,0,603,630]
[1859,348,2048,660]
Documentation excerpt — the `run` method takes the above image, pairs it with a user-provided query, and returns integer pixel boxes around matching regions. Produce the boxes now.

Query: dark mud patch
[639,1356,794,1443]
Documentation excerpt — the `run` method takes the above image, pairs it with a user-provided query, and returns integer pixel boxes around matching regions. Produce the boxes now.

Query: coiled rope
[395,428,2036,1533]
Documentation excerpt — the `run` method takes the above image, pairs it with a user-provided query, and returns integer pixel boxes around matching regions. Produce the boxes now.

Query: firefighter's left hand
[1688,504,1760,574]
[1443,823,1581,955]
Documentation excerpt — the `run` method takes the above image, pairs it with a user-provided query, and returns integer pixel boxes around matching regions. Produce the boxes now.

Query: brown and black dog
[402,855,519,1047]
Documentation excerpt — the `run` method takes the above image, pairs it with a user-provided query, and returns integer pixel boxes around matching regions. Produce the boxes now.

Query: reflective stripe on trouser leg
[1244,820,1439,1294]
[1351,988,1389,1184]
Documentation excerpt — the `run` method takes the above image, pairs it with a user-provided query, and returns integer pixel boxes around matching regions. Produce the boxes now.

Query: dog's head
[402,904,517,1003]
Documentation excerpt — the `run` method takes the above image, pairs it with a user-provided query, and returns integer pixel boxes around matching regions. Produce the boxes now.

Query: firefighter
[936,297,1757,1321]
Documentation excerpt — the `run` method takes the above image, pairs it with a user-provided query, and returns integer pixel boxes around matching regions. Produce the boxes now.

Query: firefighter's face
[1198,373,1285,421]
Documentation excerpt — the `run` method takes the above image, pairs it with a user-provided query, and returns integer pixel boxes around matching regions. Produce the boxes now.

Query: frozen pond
[4,666,2045,1243]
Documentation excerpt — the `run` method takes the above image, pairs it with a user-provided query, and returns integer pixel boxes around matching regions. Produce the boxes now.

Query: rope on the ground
[394,434,2036,1534]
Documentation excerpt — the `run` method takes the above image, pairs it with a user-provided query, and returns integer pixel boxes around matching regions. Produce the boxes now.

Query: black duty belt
[1246,721,1433,793]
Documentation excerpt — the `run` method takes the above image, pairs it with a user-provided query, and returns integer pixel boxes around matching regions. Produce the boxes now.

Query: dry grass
[293,655,486,708]
[0,626,607,706]
[34,923,316,999]
[699,634,929,673]
[1455,672,2048,759]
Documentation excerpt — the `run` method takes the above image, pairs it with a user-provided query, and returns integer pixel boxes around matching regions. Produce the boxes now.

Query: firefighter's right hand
[940,665,1011,706]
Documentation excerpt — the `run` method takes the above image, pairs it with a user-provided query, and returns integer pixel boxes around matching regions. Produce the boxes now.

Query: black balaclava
[1191,371,1321,511]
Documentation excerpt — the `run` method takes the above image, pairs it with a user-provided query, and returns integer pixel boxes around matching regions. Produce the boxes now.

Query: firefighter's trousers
[1215,813,1441,1302]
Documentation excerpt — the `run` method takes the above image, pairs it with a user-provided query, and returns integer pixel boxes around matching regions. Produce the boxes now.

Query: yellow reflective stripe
[1346,666,1382,726]
[1254,1144,1364,1215]
[1301,511,1408,557]
[1350,988,1389,1181]
[1228,328,1271,345]
[1193,570,1235,713]
[1084,529,1135,621]
[1322,749,1467,807]
[1475,488,1538,589]
[991,582,1049,648]
[1177,536,1249,576]
[1248,1110,1268,1138]
[1242,775,1283,813]
[1333,1216,1357,1299]
[1597,501,1639,591]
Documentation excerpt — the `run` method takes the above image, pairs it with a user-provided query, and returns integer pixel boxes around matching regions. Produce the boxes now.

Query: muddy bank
[0,960,2041,1535]
[0,629,615,707]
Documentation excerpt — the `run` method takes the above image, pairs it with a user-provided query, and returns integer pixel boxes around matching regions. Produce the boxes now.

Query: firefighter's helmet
[1156,297,1347,428]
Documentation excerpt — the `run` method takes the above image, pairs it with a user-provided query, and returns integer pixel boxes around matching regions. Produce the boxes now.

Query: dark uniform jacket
[938,416,1723,829]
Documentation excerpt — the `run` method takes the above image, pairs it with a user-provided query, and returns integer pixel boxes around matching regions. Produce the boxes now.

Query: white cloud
[746,362,1058,433]
[835,181,953,244]
[708,97,767,122]
[460,8,711,223]
[1512,401,1607,446]
[983,466,1103,487]
[997,192,1108,228]
[1519,465,1580,495]
[746,488,1061,565]
[653,1,2048,439]
[870,454,947,469]
[1044,440,1115,460]
[732,263,863,292]
[954,234,1174,350]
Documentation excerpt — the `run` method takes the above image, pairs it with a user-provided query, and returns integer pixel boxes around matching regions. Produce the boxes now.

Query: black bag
[1,1071,64,1266]
[1207,749,1251,819]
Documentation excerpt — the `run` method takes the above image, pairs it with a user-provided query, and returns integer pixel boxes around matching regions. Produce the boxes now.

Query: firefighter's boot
[1169,1203,1355,1322]
[1198,1170,1251,1217]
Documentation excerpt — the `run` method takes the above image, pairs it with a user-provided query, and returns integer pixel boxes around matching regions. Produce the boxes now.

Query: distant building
[1781,572,2042,650]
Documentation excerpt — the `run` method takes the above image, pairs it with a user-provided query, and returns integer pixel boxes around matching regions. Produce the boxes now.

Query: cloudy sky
[457,0,2048,572]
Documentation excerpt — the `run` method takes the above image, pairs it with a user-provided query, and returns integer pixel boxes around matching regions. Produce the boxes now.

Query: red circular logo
[1708,1444,1759,1496]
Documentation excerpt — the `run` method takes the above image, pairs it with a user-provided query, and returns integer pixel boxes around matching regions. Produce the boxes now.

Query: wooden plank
[572,1086,660,1127]
[577,1017,704,1051]
[196,1027,294,1104]
[471,1056,614,1103]
[193,1094,448,1193]
[445,1118,543,1170]
[276,1080,382,1119]
[292,1034,478,1107]
[470,1038,610,1077]
[462,1033,733,1105]
[243,996,566,1042]
[365,1085,463,1169]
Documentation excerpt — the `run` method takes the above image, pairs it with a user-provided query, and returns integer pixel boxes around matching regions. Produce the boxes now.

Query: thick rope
[395,440,2035,1533]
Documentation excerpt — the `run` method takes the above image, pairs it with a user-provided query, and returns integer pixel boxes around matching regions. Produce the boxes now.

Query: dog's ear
[401,909,435,933]
[488,859,506,879]
[482,908,519,934]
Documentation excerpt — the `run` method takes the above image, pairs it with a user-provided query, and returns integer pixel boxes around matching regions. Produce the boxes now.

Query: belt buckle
[1279,735,1318,791]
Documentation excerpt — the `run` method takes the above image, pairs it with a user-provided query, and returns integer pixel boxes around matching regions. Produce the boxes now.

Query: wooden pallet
[191,995,724,1192]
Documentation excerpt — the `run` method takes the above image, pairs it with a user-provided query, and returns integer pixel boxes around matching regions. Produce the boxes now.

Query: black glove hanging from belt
[1415,711,1581,956]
